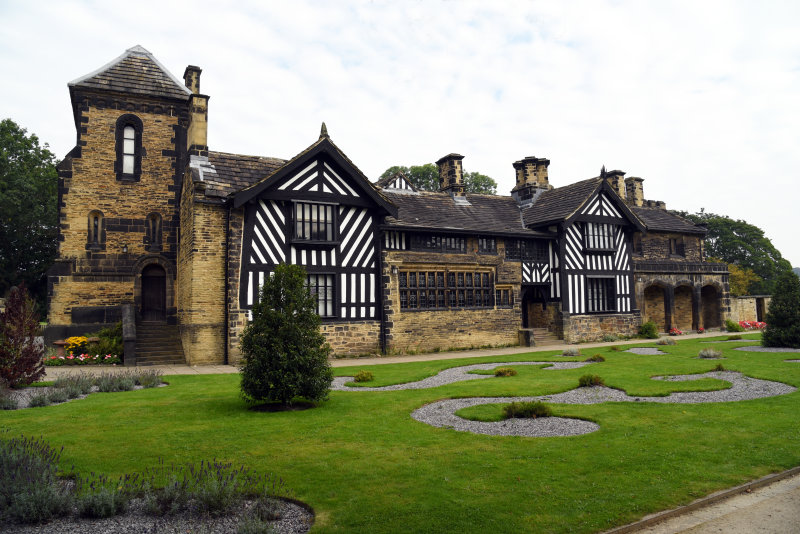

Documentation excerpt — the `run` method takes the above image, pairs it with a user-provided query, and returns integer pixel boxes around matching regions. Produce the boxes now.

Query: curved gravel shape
[410,371,795,437]
[734,346,800,353]
[625,347,668,355]
[411,397,600,437]
[331,361,593,391]
[785,359,800,363]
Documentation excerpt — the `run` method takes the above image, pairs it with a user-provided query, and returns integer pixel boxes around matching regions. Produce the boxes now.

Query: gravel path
[1,497,313,534]
[626,347,668,355]
[331,360,592,391]
[733,346,800,353]
[409,371,795,438]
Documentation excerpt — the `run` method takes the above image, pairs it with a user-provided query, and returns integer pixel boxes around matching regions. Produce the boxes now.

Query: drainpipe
[224,203,230,365]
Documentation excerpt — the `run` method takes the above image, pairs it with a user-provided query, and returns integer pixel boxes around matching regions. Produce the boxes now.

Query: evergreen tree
[761,271,800,348]
[239,264,333,406]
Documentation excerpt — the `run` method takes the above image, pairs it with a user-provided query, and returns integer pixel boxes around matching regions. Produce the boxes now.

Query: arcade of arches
[641,283,722,333]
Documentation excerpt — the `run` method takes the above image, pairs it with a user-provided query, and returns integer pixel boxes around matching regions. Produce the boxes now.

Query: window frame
[583,223,616,252]
[505,239,548,262]
[306,273,336,318]
[86,210,105,251]
[586,277,616,313]
[114,114,143,182]
[398,269,494,312]
[292,201,338,245]
[478,237,497,255]
[408,233,466,254]
[145,212,163,252]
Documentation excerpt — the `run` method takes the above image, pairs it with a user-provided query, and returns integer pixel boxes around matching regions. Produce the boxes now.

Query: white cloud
[1,0,799,265]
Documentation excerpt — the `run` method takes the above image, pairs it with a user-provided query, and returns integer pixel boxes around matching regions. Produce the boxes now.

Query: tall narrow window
[587,278,616,312]
[145,213,162,251]
[115,114,143,181]
[86,210,105,250]
[307,274,335,317]
[584,223,615,251]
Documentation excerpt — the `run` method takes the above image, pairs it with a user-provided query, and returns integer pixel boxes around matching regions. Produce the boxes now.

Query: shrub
[143,475,190,516]
[76,484,128,518]
[0,434,72,524]
[0,284,45,387]
[239,264,333,406]
[0,395,17,410]
[668,328,683,336]
[609,345,622,352]
[503,401,552,419]
[64,336,89,354]
[578,374,605,387]
[95,372,135,392]
[725,319,745,332]
[762,271,800,348]
[713,363,726,371]
[135,369,164,388]
[639,321,659,339]
[27,393,50,407]
[494,367,517,377]
[585,354,605,362]
[601,334,618,342]
[353,370,374,383]
[698,348,723,359]
[561,348,581,357]
[47,388,69,404]
[84,322,123,358]
[237,516,274,534]
[53,373,94,394]
[249,496,283,521]
[62,384,83,399]
[656,337,676,345]
[727,335,743,341]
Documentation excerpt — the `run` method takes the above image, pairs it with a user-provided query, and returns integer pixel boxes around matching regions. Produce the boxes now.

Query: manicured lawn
[3,333,800,533]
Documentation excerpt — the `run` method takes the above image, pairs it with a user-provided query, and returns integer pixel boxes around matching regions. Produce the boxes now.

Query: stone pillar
[665,286,675,333]
[692,285,701,331]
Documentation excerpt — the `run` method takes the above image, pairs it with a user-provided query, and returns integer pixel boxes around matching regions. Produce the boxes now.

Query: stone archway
[643,285,668,332]
[701,285,721,329]
[673,285,693,332]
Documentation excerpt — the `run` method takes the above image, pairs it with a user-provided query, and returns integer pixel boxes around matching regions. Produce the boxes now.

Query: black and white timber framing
[233,136,396,321]
[555,185,644,314]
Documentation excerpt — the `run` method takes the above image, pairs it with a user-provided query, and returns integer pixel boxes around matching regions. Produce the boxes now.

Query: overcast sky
[2,0,798,266]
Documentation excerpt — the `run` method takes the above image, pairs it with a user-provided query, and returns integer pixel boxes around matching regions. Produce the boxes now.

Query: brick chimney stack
[625,177,644,207]
[436,153,465,197]
[511,156,552,207]
[184,65,209,157]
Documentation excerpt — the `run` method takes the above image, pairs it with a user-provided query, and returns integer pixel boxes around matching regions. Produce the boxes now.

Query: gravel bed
[625,348,668,355]
[331,360,593,391]
[786,360,800,363]
[734,346,800,353]
[410,371,795,437]
[701,340,759,343]
[1,497,313,534]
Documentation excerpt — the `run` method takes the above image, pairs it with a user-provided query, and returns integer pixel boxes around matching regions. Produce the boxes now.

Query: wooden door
[141,265,166,321]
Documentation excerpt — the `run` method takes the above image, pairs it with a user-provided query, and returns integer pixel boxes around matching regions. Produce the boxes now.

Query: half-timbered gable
[522,175,645,341]
[233,129,396,324]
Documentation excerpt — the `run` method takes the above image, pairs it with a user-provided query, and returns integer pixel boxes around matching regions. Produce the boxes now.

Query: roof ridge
[208,149,286,161]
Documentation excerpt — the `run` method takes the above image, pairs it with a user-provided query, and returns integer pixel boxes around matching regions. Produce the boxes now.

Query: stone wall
[383,241,523,352]
[176,174,227,365]
[563,312,641,343]
[637,232,703,262]
[49,92,186,325]
[729,296,771,323]
[320,321,381,355]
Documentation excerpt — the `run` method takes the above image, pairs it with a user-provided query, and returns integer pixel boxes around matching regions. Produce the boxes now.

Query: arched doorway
[701,285,721,329]
[643,285,667,332]
[141,264,166,322]
[674,285,693,331]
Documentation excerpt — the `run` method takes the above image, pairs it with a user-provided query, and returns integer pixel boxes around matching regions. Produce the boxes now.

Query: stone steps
[134,323,186,366]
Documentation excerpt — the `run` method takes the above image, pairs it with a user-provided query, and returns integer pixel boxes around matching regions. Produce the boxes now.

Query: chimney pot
[435,153,465,197]
[624,176,644,207]
[605,169,626,200]
[183,65,202,94]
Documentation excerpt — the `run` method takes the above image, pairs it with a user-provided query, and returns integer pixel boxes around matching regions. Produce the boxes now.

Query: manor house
[48,46,730,364]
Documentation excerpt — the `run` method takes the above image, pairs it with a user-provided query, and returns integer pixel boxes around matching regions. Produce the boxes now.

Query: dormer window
[115,114,143,181]
[293,202,336,243]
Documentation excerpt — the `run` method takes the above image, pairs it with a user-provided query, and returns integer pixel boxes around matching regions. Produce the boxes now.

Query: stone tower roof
[68,45,192,101]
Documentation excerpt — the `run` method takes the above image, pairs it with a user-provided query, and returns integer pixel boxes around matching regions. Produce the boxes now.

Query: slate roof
[521,177,602,227]
[202,151,287,199]
[69,45,192,101]
[382,190,552,238]
[632,207,707,234]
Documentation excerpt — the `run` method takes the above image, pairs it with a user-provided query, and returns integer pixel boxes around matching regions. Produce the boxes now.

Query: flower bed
[739,320,766,330]
[45,353,122,366]
[669,328,683,336]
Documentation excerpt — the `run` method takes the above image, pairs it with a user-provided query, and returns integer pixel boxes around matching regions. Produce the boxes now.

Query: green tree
[678,211,792,294]
[724,262,761,297]
[239,264,333,406]
[0,119,59,310]
[380,164,498,194]
[761,271,800,348]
